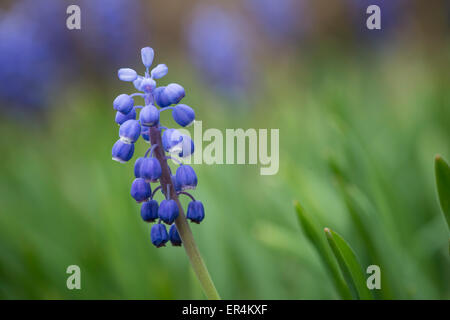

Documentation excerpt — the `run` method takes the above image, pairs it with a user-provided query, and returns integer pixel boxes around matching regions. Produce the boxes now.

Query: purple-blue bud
[141,126,150,143]
[151,223,169,248]
[118,68,138,81]
[175,165,198,190]
[141,47,154,68]
[130,178,151,203]
[139,157,162,182]
[113,94,134,114]
[171,175,182,192]
[140,78,156,93]
[154,86,171,108]
[162,128,183,153]
[141,200,159,222]
[178,135,195,158]
[151,64,168,79]
[115,108,136,125]
[186,200,205,224]
[119,119,141,144]
[139,105,159,127]
[169,224,182,246]
[133,76,144,91]
[165,83,185,105]
[172,104,195,127]
[134,157,144,178]
[158,199,179,224]
[112,140,134,163]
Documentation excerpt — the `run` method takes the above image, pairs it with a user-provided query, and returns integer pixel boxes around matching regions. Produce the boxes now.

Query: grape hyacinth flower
[111,46,220,299]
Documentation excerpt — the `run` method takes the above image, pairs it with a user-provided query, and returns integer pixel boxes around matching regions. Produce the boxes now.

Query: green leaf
[294,201,352,300]
[435,155,450,231]
[324,228,373,300]
[435,155,450,255]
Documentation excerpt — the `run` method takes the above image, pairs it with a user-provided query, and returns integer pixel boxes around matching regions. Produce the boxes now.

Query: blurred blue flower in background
[0,0,72,112]
[346,0,406,43]
[79,0,145,70]
[245,0,310,43]
[186,5,253,98]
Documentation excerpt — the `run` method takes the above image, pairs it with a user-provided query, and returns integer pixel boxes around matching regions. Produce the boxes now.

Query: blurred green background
[0,0,449,299]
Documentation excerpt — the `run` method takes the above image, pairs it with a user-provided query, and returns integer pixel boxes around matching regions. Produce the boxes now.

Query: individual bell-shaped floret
[140,78,156,93]
[178,135,194,158]
[176,165,198,190]
[162,129,183,153]
[112,140,134,163]
[165,83,185,105]
[134,157,144,178]
[187,200,205,224]
[171,175,182,192]
[172,104,195,127]
[113,94,134,114]
[151,64,168,79]
[141,126,150,143]
[169,224,182,246]
[141,200,159,222]
[115,108,136,125]
[151,223,168,248]
[141,47,154,68]
[118,68,138,82]
[130,178,151,203]
[158,199,179,224]
[139,105,159,127]
[119,120,141,144]
[154,86,171,108]
[139,157,162,182]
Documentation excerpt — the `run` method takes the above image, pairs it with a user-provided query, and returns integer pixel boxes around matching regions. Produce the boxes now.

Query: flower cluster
[112,47,205,248]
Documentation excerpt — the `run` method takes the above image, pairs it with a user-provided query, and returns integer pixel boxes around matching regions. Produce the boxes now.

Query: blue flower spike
[158,199,180,224]
[151,223,168,248]
[172,104,195,127]
[112,46,208,250]
[169,224,182,246]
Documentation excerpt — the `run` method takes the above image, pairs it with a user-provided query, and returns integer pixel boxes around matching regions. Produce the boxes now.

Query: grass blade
[294,201,352,300]
[324,228,373,300]
[435,155,450,230]
[435,154,450,254]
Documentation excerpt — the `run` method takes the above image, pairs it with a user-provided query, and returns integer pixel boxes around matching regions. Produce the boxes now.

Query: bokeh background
[0,0,449,299]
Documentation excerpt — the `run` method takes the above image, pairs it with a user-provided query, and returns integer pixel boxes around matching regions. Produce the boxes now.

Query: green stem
[149,126,221,300]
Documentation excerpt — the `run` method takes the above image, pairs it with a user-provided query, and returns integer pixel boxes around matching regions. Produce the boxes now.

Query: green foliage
[324,228,373,300]
[0,51,449,299]
[435,155,450,254]
[294,201,352,299]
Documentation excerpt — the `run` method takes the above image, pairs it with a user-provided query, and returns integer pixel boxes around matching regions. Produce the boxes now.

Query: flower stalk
[149,126,220,300]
